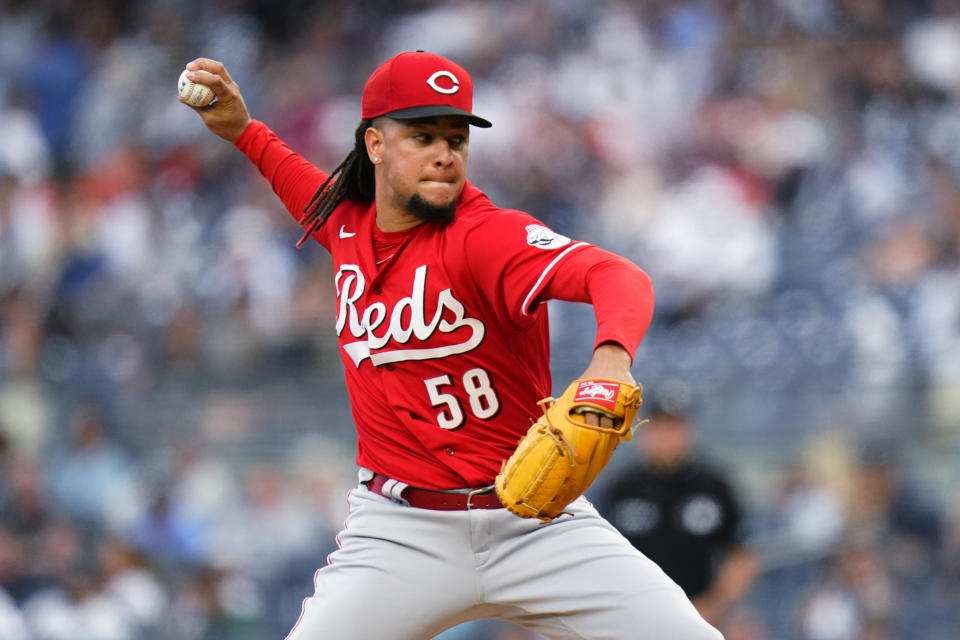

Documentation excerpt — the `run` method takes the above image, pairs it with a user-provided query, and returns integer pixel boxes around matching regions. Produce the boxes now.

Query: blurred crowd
[1,0,960,638]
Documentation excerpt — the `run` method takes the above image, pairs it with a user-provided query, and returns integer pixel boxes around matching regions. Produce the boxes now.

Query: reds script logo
[335,264,484,367]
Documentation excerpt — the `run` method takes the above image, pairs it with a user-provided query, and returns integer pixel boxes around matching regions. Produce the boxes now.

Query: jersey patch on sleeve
[525,224,571,250]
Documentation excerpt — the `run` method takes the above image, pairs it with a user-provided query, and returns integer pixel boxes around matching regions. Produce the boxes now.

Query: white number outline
[424,374,465,430]
[463,367,499,420]
[423,368,501,430]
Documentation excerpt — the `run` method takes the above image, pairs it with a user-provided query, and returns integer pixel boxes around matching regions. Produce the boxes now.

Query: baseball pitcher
[181,50,722,640]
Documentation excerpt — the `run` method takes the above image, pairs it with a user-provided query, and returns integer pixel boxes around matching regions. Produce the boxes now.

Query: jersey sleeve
[461,208,591,327]
[540,245,655,360]
[234,119,332,246]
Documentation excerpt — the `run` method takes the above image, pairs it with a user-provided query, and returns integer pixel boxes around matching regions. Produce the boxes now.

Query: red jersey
[237,121,653,489]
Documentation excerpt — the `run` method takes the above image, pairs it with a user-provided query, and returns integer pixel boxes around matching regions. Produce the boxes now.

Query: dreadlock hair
[296,119,377,247]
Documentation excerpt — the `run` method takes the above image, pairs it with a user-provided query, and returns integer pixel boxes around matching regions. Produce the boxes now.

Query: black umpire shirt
[600,460,743,599]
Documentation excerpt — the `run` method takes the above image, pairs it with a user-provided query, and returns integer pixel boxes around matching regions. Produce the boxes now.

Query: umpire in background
[598,388,759,626]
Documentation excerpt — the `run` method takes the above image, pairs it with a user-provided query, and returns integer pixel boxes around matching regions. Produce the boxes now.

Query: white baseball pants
[284,483,723,640]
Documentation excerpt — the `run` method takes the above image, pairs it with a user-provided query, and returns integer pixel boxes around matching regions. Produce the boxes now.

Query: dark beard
[407,193,456,223]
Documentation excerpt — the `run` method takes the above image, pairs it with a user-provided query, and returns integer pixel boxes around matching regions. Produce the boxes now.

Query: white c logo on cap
[426,70,460,95]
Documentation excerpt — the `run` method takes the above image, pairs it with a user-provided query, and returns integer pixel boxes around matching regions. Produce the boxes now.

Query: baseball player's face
[368,116,469,220]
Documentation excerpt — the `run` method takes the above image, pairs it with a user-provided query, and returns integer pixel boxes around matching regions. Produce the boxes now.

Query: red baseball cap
[361,51,492,128]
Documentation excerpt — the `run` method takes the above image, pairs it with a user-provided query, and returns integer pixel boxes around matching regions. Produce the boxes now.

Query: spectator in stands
[796,535,897,640]
[97,534,168,637]
[47,404,144,532]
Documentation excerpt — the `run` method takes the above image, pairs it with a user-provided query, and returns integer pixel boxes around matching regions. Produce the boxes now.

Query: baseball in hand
[178,69,215,107]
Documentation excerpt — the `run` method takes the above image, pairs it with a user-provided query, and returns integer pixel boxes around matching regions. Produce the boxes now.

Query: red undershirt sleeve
[233,120,329,227]
[540,245,655,362]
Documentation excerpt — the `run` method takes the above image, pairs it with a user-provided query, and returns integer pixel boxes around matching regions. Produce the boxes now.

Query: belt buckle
[466,485,495,510]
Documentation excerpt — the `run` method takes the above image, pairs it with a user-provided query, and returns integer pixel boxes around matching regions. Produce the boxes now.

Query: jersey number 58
[423,368,500,430]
